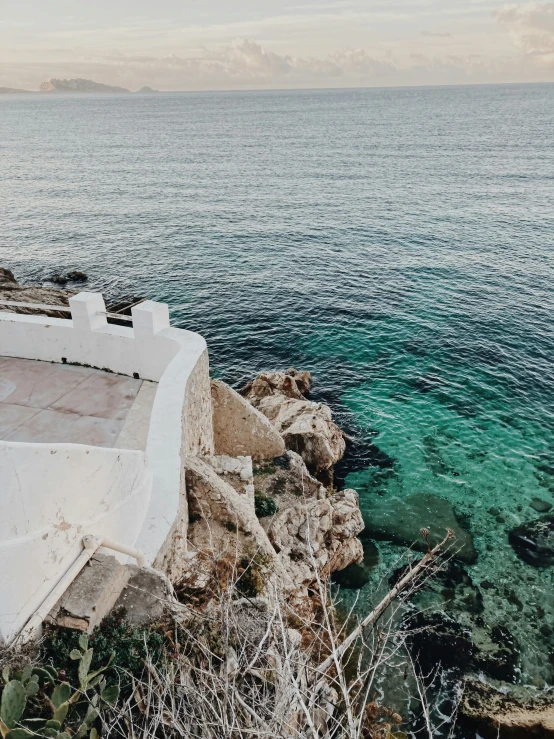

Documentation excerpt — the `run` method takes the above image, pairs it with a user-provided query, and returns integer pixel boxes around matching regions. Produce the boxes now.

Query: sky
[1,0,554,91]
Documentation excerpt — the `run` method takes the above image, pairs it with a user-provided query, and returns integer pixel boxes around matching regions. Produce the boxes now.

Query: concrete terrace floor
[0,357,156,449]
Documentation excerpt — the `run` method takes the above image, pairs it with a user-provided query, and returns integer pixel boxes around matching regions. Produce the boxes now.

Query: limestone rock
[461,680,554,738]
[509,515,554,567]
[332,536,379,589]
[240,369,312,404]
[268,489,364,589]
[204,454,255,500]
[364,492,477,563]
[253,451,326,501]
[0,266,75,318]
[184,455,283,576]
[241,370,345,474]
[211,379,285,460]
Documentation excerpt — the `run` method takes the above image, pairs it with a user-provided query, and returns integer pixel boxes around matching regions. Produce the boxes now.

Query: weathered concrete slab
[47,553,130,632]
[113,565,173,627]
[0,356,145,447]
[211,379,285,460]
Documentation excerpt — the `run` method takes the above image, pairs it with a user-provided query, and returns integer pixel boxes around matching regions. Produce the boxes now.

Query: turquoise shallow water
[1,84,554,734]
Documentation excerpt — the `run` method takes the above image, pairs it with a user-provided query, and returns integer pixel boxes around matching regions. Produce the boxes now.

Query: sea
[1,84,554,736]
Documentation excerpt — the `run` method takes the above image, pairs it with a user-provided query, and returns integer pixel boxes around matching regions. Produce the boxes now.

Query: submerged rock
[530,497,553,514]
[331,537,379,589]
[50,273,68,285]
[405,610,519,681]
[509,515,554,567]
[363,492,477,563]
[66,270,88,282]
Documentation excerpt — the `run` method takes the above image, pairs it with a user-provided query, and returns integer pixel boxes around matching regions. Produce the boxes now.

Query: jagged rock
[364,492,477,563]
[268,489,364,589]
[0,267,75,318]
[50,274,68,285]
[204,454,255,500]
[185,456,277,563]
[460,679,554,738]
[67,270,88,282]
[211,379,285,460]
[332,537,379,589]
[242,370,345,475]
[0,268,16,284]
[509,515,554,567]
[240,369,312,404]
[184,451,363,598]
[253,451,326,501]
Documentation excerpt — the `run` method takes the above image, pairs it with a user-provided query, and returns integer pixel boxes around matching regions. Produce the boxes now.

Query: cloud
[89,39,397,87]
[496,2,554,63]
[421,31,452,37]
[1,32,552,91]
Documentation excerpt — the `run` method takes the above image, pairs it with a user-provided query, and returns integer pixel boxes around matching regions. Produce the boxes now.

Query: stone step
[46,552,130,632]
[112,564,173,627]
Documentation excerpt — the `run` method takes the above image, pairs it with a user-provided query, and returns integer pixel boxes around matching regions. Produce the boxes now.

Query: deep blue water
[1,84,554,734]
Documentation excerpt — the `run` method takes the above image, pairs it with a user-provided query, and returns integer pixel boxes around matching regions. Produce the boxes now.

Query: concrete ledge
[47,553,130,633]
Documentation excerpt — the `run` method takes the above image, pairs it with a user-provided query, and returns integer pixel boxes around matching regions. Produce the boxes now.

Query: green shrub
[42,615,166,681]
[0,633,119,739]
[254,494,278,518]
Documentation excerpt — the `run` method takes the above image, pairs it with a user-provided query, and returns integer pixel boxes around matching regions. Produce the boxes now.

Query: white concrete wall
[0,441,151,644]
[0,293,179,382]
[0,293,214,642]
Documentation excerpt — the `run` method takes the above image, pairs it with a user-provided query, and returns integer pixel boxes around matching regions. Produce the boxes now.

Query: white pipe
[13,535,148,645]
[99,537,146,567]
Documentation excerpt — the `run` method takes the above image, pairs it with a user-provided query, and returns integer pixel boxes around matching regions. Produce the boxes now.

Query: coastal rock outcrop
[241,370,346,477]
[0,267,75,318]
[252,451,364,589]
[268,488,364,589]
[181,448,364,601]
[460,680,554,738]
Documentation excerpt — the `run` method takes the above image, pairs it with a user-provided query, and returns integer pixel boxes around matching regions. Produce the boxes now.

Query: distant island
[0,78,159,94]
[0,87,31,94]
[39,78,131,93]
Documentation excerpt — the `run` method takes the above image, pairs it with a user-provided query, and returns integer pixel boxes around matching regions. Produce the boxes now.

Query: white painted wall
[0,293,213,643]
[0,294,179,382]
[0,441,151,644]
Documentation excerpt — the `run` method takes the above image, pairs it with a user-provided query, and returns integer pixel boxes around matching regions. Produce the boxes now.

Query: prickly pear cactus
[0,680,27,729]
